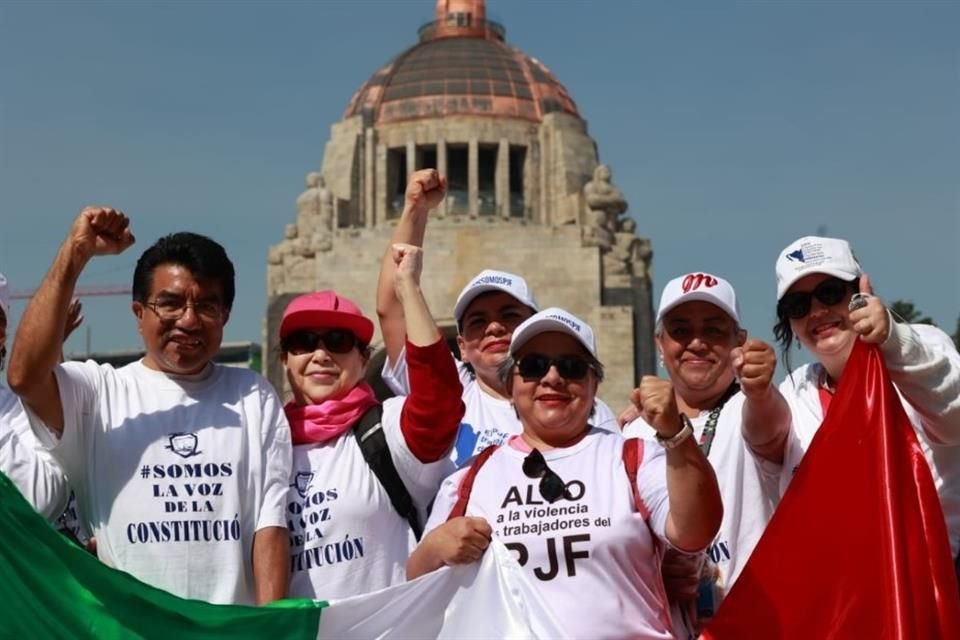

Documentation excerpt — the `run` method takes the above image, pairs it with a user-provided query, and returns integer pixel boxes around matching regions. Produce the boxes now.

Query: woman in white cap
[0,272,72,521]
[773,236,960,567]
[377,170,617,468]
[280,244,464,600]
[407,307,722,639]
[623,272,790,637]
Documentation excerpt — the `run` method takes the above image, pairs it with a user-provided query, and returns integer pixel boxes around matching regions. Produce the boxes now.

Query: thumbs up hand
[848,274,890,344]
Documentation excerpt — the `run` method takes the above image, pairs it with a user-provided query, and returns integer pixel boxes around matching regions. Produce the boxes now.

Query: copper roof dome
[344,0,580,125]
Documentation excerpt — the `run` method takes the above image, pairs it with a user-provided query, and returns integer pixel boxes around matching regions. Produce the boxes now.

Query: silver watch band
[655,414,694,450]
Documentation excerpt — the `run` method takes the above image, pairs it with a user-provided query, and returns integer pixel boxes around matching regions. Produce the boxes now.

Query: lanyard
[697,382,741,458]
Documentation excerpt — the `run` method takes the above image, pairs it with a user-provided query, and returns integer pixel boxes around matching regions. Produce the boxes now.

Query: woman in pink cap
[279,244,464,600]
[773,235,960,572]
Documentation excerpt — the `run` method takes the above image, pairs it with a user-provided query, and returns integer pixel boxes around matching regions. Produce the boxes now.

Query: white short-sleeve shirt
[424,430,676,640]
[28,360,292,605]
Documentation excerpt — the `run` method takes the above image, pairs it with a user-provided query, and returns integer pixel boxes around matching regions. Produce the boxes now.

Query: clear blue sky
[1,1,957,375]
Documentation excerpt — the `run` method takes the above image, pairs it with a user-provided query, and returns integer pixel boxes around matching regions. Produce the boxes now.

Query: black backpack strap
[353,404,423,541]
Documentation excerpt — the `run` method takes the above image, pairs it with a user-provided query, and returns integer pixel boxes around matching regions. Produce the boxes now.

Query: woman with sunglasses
[774,235,960,562]
[280,243,464,600]
[408,308,722,639]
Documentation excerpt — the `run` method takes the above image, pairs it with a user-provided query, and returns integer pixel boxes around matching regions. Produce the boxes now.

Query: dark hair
[773,276,858,372]
[772,314,796,373]
[132,232,236,310]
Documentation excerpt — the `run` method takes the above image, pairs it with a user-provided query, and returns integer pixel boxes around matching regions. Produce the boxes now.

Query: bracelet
[655,414,694,450]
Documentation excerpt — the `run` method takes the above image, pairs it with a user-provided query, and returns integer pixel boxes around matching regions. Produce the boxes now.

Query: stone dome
[344,6,580,125]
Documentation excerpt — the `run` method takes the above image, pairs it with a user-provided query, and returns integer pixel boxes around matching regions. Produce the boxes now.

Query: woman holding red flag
[773,235,960,568]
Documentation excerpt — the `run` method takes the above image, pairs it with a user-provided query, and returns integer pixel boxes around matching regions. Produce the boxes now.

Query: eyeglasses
[516,354,594,380]
[522,449,573,503]
[777,278,855,320]
[145,299,224,322]
[282,329,358,356]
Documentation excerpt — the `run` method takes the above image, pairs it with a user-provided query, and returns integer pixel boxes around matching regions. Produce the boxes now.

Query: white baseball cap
[0,272,9,318]
[453,269,539,326]
[775,236,861,300]
[509,307,598,359]
[656,272,740,326]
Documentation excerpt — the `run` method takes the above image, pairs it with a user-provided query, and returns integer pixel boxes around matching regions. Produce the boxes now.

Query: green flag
[0,471,323,639]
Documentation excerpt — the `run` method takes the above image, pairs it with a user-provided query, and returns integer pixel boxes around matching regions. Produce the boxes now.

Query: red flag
[704,340,960,639]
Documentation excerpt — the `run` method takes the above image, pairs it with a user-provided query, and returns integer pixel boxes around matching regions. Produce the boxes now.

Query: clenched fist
[731,339,776,399]
[391,243,424,300]
[404,169,447,217]
[630,376,682,438]
[69,207,135,262]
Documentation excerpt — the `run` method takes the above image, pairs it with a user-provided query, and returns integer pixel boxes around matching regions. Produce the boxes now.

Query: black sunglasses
[516,354,594,380]
[282,329,358,356]
[522,449,573,503]
[777,278,855,320]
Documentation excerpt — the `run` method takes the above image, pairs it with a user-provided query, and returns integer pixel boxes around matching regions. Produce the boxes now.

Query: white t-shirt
[425,429,677,640]
[624,393,782,639]
[780,322,960,556]
[287,396,455,600]
[0,386,69,521]
[28,360,292,605]
[383,355,620,467]
[623,393,781,593]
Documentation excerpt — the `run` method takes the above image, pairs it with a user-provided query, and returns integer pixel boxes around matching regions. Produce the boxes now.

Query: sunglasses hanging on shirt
[522,448,574,503]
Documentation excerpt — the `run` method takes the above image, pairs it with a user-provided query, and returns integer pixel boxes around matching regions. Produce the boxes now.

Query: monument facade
[266,0,655,409]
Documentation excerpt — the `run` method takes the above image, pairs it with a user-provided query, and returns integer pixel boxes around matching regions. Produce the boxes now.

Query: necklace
[697,382,741,458]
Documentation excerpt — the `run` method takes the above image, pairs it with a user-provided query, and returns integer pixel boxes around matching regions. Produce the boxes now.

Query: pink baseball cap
[279,290,374,344]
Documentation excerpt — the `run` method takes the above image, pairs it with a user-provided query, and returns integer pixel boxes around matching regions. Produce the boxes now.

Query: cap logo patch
[547,313,581,333]
[681,273,718,293]
[474,275,512,287]
[786,248,805,263]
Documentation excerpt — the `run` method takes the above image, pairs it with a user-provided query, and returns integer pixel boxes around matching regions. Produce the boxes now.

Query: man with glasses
[7,207,292,605]
[622,272,791,638]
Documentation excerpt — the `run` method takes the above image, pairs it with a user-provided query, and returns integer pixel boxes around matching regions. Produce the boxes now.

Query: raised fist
[631,376,682,438]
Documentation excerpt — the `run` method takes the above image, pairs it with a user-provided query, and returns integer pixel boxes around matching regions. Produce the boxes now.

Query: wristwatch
[655,414,694,450]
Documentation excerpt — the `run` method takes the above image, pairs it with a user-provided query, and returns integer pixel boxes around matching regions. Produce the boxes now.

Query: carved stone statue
[584,164,627,224]
[582,208,615,251]
[582,164,628,251]
[607,218,652,280]
[268,224,299,265]
[296,172,334,236]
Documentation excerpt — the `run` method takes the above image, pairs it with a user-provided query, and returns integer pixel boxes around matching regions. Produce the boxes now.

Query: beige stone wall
[273,106,651,413]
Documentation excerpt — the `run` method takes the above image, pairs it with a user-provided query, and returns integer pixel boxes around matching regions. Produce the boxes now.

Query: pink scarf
[285,382,379,445]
